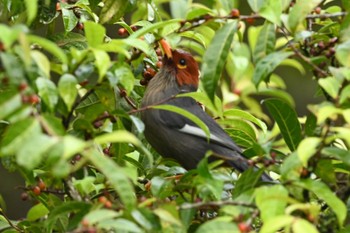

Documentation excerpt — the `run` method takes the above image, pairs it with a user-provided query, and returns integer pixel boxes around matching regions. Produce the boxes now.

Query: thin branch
[179,200,256,210]
[279,28,329,77]
[118,87,137,110]
[0,208,24,232]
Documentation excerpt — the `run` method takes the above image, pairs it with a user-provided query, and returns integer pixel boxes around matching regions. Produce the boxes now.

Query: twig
[179,200,256,210]
[118,87,137,110]
[0,208,24,232]
[279,28,329,77]
[63,88,95,129]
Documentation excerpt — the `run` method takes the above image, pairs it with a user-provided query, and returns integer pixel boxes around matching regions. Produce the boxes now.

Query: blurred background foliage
[1,0,350,232]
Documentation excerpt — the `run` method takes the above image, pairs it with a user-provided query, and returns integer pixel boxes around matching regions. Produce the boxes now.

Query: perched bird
[141,40,273,182]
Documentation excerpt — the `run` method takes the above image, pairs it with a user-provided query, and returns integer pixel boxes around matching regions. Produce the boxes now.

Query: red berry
[246,17,255,25]
[18,82,28,91]
[238,222,251,233]
[21,192,29,201]
[76,22,84,30]
[38,180,46,191]
[104,200,112,208]
[30,95,40,104]
[156,61,163,68]
[131,25,138,31]
[270,151,277,159]
[98,196,108,204]
[314,7,321,14]
[140,79,148,86]
[0,42,5,51]
[146,67,156,77]
[56,2,61,11]
[103,147,110,155]
[118,28,128,36]
[233,89,241,96]
[33,186,41,195]
[93,120,103,129]
[143,70,153,80]
[155,48,162,56]
[230,9,240,18]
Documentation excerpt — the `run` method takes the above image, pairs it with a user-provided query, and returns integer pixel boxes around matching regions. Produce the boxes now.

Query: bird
[141,40,273,182]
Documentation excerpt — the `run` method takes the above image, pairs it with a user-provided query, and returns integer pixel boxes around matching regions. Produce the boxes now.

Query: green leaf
[130,19,182,39]
[195,218,238,233]
[253,51,292,87]
[94,130,141,147]
[84,21,106,48]
[288,0,323,32]
[58,74,78,111]
[260,215,294,233]
[110,64,135,95]
[305,113,317,136]
[84,149,136,210]
[223,109,267,133]
[61,8,78,32]
[201,22,237,102]
[0,92,22,120]
[322,147,350,166]
[24,0,38,25]
[221,120,257,147]
[336,40,350,67]
[255,185,288,222]
[27,203,49,221]
[318,77,341,99]
[292,219,318,233]
[83,209,121,224]
[248,0,264,12]
[153,104,210,139]
[36,77,59,111]
[93,49,111,82]
[97,218,143,232]
[28,35,68,64]
[31,51,50,78]
[297,137,321,166]
[99,0,129,24]
[253,21,276,62]
[259,0,282,25]
[296,179,346,226]
[263,98,302,151]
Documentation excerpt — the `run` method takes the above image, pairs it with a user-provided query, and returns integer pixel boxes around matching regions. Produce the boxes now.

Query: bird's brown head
[160,39,199,89]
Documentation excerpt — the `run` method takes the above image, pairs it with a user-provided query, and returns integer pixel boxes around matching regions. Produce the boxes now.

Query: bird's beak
[159,39,173,59]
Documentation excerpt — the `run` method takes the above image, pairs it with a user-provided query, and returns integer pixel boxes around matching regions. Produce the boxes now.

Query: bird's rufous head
[159,39,199,88]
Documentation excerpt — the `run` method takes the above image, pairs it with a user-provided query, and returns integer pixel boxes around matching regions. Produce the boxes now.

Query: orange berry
[314,7,321,14]
[238,223,251,233]
[156,61,163,68]
[104,200,112,208]
[230,9,240,18]
[56,2,61,11]
[76,22,84,30]
[18,82,28,91]
[118,28,128,36]
[98,196,108,204]
[30,95,40,104]
[33,186,41,195]
[38,180,46,191]
[246,17,255,25]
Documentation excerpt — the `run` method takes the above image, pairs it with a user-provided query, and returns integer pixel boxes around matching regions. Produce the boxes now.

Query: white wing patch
[178,124,224,144]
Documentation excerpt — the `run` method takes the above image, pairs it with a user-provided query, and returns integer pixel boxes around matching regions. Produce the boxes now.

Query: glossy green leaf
[336,40,350,67]
[83,209,121,224]
[263,98,302,151]
[84,21,106,47]
[248,0,264,12]
[255,185,288,222]
[93,49,111,82]
[129,19,182,39]
[297,137,321,166]
[322,147,350,166]
[292,219,318,233]
[201,22,237,102]
[24,0,38,25]
[111,64,135,95]
[253,51,292,87]
[0,93,22,120]
[31,51,50,78]
[259,0,282,25]
[153,104,210,139]
[288,0,323,32]
[58,74,78,111]
[94,130,141,147]
[99,0,129,24]
[195,218,238,233]
[260,215,294,233]
[223,109,267,133]
[27,203,49,221]
[253,21,276,62]
[318,77,341,99]
[61,8,78,32]
[36,77,59,111]
[297,179,346,226]
[84,149,136,210]
[97,218,143,232]
[28,35,68,64]
[305,113,317,136]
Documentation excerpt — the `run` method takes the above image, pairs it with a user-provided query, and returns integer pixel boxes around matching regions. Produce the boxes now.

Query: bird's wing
[158,97,242,152]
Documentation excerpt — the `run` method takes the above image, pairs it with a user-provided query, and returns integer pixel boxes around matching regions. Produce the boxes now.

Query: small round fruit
[33,186,41,195]
[118,28,128,36]
[98,196,108,204]
[38,180,46,191]
[230,9,240,18]
[246,17,255,25]
[314,7,321,14]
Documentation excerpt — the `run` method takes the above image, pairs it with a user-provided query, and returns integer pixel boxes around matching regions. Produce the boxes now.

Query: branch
[0,208,24,232]
[179,200,256,210]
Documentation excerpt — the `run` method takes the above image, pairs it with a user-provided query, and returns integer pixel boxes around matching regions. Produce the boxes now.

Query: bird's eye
[177,58,187,69]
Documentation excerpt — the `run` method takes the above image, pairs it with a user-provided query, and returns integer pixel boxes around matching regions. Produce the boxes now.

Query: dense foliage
[1,0,350,232]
